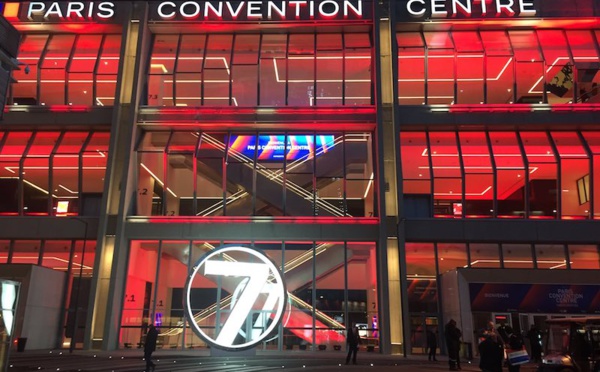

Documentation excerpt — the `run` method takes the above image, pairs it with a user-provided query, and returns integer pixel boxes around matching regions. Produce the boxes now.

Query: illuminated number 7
[204,261,269,345]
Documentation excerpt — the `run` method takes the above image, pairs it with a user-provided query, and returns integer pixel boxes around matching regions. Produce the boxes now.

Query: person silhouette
[345,326,361,365]
[144,325,159,372]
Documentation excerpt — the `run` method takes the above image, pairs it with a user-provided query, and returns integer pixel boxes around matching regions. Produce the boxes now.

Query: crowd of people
[436,319,543,372]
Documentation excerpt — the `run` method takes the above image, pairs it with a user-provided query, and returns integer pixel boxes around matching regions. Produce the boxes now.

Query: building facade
[0,0,598,354]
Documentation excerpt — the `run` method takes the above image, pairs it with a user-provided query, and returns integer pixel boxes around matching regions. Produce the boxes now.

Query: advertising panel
[469,283,600,314]
[228,134,336,161]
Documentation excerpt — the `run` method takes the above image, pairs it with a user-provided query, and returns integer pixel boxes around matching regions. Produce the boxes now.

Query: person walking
[426,326,438,362]
[507,329,526,372]
[345,326,361,365]
[144,325,159,372]
[527,325,542,363]
[479,333,504,372]
[445,319,462,371]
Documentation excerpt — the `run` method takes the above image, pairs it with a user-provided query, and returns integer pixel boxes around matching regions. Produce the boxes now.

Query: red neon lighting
[136,216,379,225]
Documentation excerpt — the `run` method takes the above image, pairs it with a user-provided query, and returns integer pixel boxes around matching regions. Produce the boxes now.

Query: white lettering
[88,1,94,18]
[226,2,245,18]
[344,0,363,17]
[247,1,262,18]
[180,1,201,19]
[496,0,515,15]
[204,1,223,18]
[267,1,286,19]
[45,2,64,19]
[289,1,307,18]
[97,2,115,19]
[431,0,448,17]
[519,0,536,16]
[320,0,340,17]
[27,2,46,20]
[158,1,177,19]
[407,0,427,17]
[452,0,471,15]
[479,0,487,15]
[66,2,85,18]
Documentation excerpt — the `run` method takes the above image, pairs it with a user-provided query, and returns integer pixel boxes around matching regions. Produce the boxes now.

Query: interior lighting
[140,163,178,198]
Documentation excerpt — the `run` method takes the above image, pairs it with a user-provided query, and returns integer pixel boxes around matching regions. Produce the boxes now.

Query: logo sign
[2,2,117,22]
[398,0,537,19]
[184,246,287,350]
[150,0,368,22]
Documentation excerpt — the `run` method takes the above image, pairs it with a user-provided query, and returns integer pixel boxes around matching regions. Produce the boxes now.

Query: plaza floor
[7,349,540,372]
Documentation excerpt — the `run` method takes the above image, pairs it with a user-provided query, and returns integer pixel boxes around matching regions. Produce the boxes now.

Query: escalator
[161,134,369,217]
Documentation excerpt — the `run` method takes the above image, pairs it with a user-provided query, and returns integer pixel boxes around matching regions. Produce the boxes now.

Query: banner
[469,283,600,314]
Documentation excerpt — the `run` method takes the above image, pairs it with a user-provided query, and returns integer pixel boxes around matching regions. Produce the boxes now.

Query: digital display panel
[228,135,336,161]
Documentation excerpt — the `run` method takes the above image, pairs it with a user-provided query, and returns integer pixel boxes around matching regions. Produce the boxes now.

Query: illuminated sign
[228,134,335,161]
[184,246,287,351]
[2,1,117,21]
[2,1,369,23]
[150,0,367,21]
[399,0,538,19]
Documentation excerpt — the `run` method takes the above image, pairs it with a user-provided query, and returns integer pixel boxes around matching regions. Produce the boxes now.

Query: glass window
[405,243,437,315]
[520,132,558,218]
[550,132,590,219]
[424,32,454,105]
[398,28,600,105]
[582,132,600,218]
[10,240,41,265]
[489,132,526,218]
[437,243,467,274]
[121,240,378,351]
[537,30,573,104]
[535,244,567,269]
[568,244,600,270]
[148,32,372,107]
[95,35,122,106]
[469,243,500,268]
[397,32,425,105]
[0,241,9,263]
[453,31,484,104]
[459,132,493,217]
[502,243,533,268]
[53,132,86,216]
[10,33,120,107]
[68,35,102,106]
[400,133,431,218]
[11,34,49,105]
[429,132,462,217]
[136,131,374,217]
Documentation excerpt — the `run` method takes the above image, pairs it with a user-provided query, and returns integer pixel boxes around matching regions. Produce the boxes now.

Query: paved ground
[7,349,540,371]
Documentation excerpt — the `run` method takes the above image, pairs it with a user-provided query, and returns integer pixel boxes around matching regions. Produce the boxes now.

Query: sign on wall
[0,1,371,22]
[1,1,120,22]
[149,0,370,22]
[184,246,287,350]
[396,0,598,20]
[469,283,600,314]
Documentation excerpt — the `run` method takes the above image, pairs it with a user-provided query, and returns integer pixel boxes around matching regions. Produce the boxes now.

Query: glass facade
[397,30,600,105]
[9,34,122,106]
[401,131,598,219]
[146,32,373,107]
[1,0,599,356]
[135,131,375,217]
[121,240,378,350]
[0,131,110,216]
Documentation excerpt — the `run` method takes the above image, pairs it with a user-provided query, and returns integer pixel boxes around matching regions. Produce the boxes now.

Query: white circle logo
[184,246,286,350]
